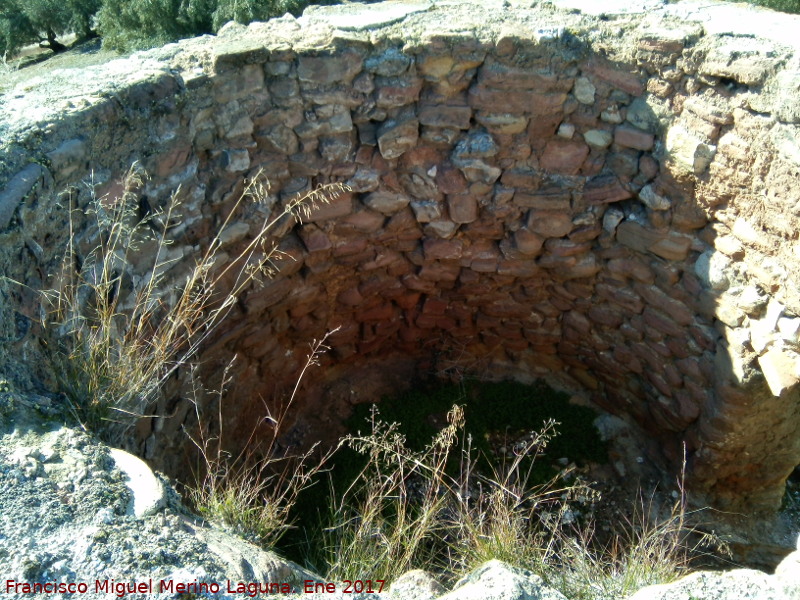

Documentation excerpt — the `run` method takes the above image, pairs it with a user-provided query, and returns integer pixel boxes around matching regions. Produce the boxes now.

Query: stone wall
[2,0,800,515]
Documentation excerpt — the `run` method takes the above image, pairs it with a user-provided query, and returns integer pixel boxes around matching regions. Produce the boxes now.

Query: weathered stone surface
[527,211,573,238]
[573,76,596,104]
[539,139,589,174]
[629,569,787,600]
[584,129,613,148]
[297,51,363,84]
[665,124,716,175]
[419,105,473,129]
[476,112,529,135]
[614,124,655,150]
[758,346,800,397]
[388,569,446,600]
[4,0,800,537]
[447,194,479,223]
[378,117,420,159]
[638,184,670,210]
[438,560,567,600]
[0,164,43,230]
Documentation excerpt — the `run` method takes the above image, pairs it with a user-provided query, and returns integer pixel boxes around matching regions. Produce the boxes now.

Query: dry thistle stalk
[40,164,350,442]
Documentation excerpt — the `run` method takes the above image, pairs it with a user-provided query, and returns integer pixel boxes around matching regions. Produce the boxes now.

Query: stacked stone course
[2,1,800,516]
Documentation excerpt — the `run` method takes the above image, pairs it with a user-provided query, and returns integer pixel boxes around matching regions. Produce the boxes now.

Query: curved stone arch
[1,0,800,522]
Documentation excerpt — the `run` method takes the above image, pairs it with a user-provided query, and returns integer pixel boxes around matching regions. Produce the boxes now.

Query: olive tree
[97,0,316,52]
[0,0,100,57]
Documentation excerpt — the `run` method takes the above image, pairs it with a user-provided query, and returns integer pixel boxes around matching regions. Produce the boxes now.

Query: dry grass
[40,163,347,442]
[185,334,337,548]
[27,160,717,594]
[314,405,715,598]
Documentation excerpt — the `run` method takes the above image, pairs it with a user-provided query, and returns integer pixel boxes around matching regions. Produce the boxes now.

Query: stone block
[527,211,573,238]
[649,235,691,261]
[435,165,468,194]
[365,47,412,77]
[410,200,443,223]
[643,307,684,337]
[453,131,499,160]
[637,184,670,210]
[223,149,250,172]
[573,77,596,104]
[583,174,632,204]
[583,129,613,148]
[665,124,716,175]
[701,42,772,86]
[559,254,601,279]
[0,164,45,231]
[468,86,567,115]
[297,51,363,85]
[255,124,299,155]
[497,259,540,277]
[338,210,385,234]
[447,194,479,224]
[557,123,575,139]
[346,167,381,193]
[514,189,571,210]
[614,124,655,151]
[569,223,602,243]
[616,221,660,253]
[478,57,570,92]
[607,257,656,284]
[298,225,331,252]
[419,105,473,129]
[418,261,461,282]
[376,77,423,108]
[417,53,454,79]
[544,238,591,257]
[501,168,541,190]
[452,158,501,185]
[585,57,644,95]
[596,283,644,314]
[377,118,419,159]
[539,139,589,175]
[588,304,624,328]
[46,139,87,179]
[319,134,354,162]
[758,346,800,397]
[538,253,577,270]
[423,238,463,260]
[475,112,529,135]
[635,284,693,325]
[307,192,353,222]
[213,63,265,102]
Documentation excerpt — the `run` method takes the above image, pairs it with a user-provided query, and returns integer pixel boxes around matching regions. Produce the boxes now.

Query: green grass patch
[346,379,607,477]
[281,378,607,570]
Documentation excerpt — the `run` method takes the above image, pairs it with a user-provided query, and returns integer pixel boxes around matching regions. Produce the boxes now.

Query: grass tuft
[39,164,347,443]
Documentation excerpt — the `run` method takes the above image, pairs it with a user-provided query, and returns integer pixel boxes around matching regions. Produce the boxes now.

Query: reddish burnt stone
[435,164,468,194]
[423,238,463,260]
[539,140,590,175]
[614,125,655,151]
[337,286,364,306]
[583,174,632,204]
[585,58,645,95]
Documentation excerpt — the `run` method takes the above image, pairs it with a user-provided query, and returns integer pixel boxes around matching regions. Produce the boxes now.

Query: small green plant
[306,402,715,599]
[312,401,593,586]
[318,405,462,582]
[346,379,607,483]
[544,454,726,600]
[40,163,347,442]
